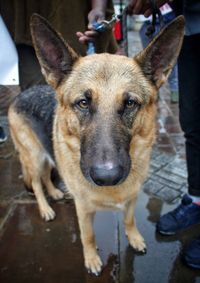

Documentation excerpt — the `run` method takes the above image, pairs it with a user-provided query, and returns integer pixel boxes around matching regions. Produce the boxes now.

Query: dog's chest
[108,202,126,210]
[96,199,127,211]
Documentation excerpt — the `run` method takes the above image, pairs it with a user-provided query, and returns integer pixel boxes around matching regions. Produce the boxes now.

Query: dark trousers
[178,34,200,196]
[17,44,46,91]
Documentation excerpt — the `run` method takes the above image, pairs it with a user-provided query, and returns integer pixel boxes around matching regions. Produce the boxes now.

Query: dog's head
[30,14,184,187]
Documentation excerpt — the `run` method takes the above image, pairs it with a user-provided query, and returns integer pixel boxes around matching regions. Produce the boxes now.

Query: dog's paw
[85,253,103,276]
[128,234,146,253]
[40,205,56,221]
[49,189,64,200]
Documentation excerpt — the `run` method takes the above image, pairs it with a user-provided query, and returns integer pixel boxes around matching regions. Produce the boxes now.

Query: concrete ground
[1,28,200,283]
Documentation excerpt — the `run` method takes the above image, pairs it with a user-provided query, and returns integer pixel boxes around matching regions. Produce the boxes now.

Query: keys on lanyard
[86,14,120,55]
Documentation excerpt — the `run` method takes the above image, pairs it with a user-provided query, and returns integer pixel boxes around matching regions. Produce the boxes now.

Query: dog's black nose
[90,163,123,186]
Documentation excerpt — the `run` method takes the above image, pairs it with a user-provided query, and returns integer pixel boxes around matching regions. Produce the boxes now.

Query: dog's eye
[125,99,136,109]
[77,99,89,110]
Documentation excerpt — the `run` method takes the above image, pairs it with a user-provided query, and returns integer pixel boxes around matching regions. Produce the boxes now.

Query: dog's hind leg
[19,137,64,202]
[124,199,146,252]
[8,107,59,221]
[41,161,64,200]
[31,175,56,221]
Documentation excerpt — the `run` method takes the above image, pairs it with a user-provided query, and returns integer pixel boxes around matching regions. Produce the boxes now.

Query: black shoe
[156,194,200,235]
[183,237,200,269]
[0,126,7,143]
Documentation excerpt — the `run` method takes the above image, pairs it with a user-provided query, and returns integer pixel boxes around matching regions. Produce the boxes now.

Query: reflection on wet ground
[1,34,200,283]
[1,184,200,282]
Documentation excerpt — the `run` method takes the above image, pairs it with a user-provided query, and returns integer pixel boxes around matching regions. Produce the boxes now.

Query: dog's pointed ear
[30,14,79,89]
[135,16,185,89]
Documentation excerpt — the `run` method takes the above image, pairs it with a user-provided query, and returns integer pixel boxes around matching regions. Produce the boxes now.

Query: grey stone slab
[164,158,187,178]
[155,187,182,203]
[152,153,175,167]
[154,170,186,186]
[143,180,164,195]
[150,174,185,191]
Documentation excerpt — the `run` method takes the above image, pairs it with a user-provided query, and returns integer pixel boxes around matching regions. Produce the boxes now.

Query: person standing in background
[0,0,118,90]
[128,0,200,269]
[139,3,179,103]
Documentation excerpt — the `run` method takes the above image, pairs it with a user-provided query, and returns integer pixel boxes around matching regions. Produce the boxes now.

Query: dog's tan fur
[8,14,184,274]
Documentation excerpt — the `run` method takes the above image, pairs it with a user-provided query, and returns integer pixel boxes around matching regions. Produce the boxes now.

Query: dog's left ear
[135,16,185,89]
[30,14,79,89]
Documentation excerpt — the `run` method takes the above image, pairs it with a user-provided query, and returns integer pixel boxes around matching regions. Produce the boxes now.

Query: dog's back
[11,85,56,157]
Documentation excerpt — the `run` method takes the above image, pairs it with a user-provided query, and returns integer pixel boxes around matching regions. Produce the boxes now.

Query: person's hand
[127,0,168,17]
[76,8,105,45]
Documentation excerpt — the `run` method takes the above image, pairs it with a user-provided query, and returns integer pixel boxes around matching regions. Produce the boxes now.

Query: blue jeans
[139,12,179,93]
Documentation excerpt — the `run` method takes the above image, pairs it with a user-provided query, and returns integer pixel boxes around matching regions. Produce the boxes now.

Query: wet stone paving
[1,30,200,283]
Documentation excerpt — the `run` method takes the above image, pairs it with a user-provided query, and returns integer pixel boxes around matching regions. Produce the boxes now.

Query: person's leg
[162,12,179,102]
[179,34,200,197]
[139,22,151,48]
[168,63,179,103]
[178,34,200,269]
[156,34,200,235]
[17,44,46,91]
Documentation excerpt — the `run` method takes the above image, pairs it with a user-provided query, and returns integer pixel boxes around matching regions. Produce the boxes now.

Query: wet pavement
[1,30,200,283]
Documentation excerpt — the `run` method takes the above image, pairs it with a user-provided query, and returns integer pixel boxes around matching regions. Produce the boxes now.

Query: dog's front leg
[124,199,146,253]
[75,201,103,275]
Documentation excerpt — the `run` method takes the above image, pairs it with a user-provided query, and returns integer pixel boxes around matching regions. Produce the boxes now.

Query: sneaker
[183,237,200,269]
[156,194,200,235]
[0,126,7,143]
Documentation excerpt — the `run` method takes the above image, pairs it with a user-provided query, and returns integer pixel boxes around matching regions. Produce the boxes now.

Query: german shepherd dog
[8,14,184,275]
